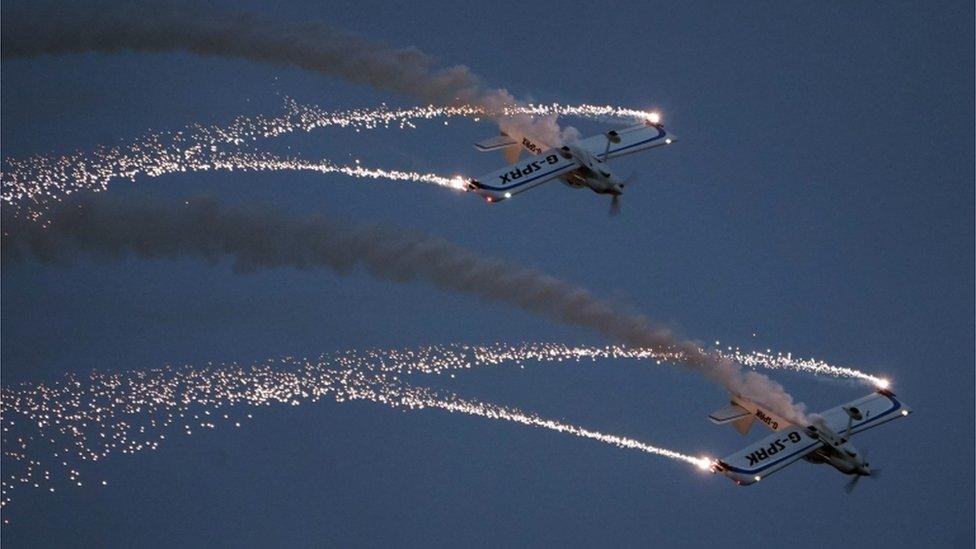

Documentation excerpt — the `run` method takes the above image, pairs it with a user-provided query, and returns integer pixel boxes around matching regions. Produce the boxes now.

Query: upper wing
[575,123,675,161]
[714,426,822,485]
[817,390,912,437]
[467,149,578,202]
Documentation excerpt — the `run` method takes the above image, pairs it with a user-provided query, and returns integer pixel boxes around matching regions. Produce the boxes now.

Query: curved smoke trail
[1,5,495,106]
[2,195,813,424]
[0,4,579,145]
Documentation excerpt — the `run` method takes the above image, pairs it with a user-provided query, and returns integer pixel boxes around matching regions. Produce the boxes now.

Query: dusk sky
[2,1,973,547]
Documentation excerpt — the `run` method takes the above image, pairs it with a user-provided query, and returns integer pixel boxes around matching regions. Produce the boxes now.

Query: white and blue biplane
[467,119,677,214]
[709,389,912,491]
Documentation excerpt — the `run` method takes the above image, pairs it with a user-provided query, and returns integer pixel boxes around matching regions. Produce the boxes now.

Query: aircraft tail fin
[723,393,791,432]
[503,146,522,164]
[732,415,755,435]
[710,394,792,434]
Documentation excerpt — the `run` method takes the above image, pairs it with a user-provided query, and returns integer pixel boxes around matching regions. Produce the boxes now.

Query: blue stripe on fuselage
[472,163,574,192]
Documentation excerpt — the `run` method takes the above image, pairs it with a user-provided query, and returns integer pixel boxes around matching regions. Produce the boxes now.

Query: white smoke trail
[1,5,651,147]
[1,5,498,106]
[2,195,814,425]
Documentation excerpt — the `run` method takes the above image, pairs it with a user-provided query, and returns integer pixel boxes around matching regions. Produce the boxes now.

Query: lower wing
[467,149,578,202]
[713,426,822,485]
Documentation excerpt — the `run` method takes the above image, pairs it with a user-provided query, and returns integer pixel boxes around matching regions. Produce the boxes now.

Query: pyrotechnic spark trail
[1,101,656,220]
[0,349,710,516]
[350,342,886,387]
[0,339,884,514]
[209,151,468,191]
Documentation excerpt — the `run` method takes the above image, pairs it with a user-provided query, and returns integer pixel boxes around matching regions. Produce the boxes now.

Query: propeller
[608,172,637,217]
[844,468,882,493]
[844,448,880,493]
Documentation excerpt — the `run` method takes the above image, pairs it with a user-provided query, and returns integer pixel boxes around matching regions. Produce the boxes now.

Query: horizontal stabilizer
[709,403,751,425]
[474,134,519,152]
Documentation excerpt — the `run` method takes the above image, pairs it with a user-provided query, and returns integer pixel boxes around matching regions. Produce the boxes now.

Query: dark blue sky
[2,1,973,547]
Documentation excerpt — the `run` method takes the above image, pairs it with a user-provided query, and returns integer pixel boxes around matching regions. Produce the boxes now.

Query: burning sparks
[715,346,888,387]
[383,341,886,387]
[209,151,470,191]
[0,98,892,515]
[0,346,707,514]
[0,340,887,515]
[1,100,659,219]
[694,456,715,471]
